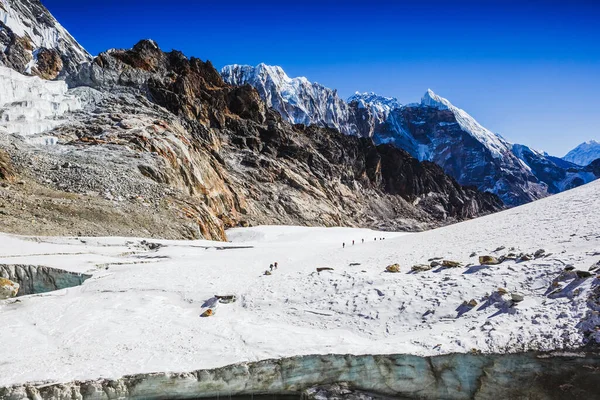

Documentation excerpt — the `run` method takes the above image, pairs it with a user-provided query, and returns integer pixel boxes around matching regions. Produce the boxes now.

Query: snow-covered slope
[0,0,91,78]
[0,65,80,138]
[563,140,600,166]
[221,63,359,135]
[420,89,511,158]
[347,91,401,123]
[1,179,599,386]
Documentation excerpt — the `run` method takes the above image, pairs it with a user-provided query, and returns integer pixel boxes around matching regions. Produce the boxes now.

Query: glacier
[0,66,80,137]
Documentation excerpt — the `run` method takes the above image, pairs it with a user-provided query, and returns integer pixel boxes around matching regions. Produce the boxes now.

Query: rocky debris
[576,270,593,279]
[201,309,214,317]
[494,246,506,252]
[497,288,508,295]
[140,240,162,251]
[590,261,600,272]
[518,253,533,262]
[0,150,15,182]
[0,277,19,299]
[511,292,525,302]
[32,48,63,79]
[479,255,501,265]
[469,252,477,257]
[534,249,546,258]
[564,265,575,272]
[428,257,443,261]
[385,264,401,273]
[264,270,272,276]
[411,264,432,272]
[303,382,383,400]
[215,295,236,304]
[430,260,441,268]
[463,299,478,307]
[442,260,462,268]
[317,267,334,273]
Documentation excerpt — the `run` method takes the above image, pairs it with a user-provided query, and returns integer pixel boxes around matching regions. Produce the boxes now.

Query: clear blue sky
[45,0,599,156]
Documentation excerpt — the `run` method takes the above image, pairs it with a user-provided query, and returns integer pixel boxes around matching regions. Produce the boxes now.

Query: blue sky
[45,0,599,156]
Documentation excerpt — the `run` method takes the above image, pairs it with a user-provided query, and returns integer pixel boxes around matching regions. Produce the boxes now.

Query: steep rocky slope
[0,0,91,78]
[0,38,502,240]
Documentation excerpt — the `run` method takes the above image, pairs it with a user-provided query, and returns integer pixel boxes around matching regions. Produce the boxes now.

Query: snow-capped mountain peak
[563,139,600,166]
[421,89,509,157]
[347,91,401,114]
[221,63,358,135]
[0,0,91,78]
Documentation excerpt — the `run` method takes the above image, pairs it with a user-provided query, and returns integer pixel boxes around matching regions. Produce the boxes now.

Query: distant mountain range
[221,63,599,205]
[563,140,600,166]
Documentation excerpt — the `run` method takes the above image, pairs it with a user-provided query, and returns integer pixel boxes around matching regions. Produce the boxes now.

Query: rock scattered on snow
[386,264,401,273]
[317,267,334,273]
[534,249,546,258]
[0,277,19,299]
[576,270,593,279]
[511,293,525,302]
[442,260,462,268]
[411,264,432,272]
[479,255,501,265]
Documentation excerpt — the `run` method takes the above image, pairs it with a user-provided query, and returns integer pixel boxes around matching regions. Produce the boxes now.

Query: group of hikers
[265,262,279,275]
[342,237,385,248]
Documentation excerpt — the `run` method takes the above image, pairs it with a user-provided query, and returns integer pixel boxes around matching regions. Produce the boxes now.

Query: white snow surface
[1,180,600,386]
[0,66,80,137]
[563,139,600,166]
[347,91,401,121]
[421,89,510,158]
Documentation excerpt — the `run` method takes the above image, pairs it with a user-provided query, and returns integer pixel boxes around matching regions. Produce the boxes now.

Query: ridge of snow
[421,89,510,158]
[347,91,402,115]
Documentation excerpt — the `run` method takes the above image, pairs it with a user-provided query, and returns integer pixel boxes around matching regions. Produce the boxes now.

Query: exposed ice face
[421,89,510,158]
[0,66,81,137]
[563,139,600,166]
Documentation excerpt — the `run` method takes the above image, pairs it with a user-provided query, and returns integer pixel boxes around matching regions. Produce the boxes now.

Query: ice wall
[0,66,80,137]
[1,351,599,399]
[0,264,91,296]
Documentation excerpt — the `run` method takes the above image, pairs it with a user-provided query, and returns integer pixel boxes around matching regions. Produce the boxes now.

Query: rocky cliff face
[56,41,500,238]
[0,0,91,78]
